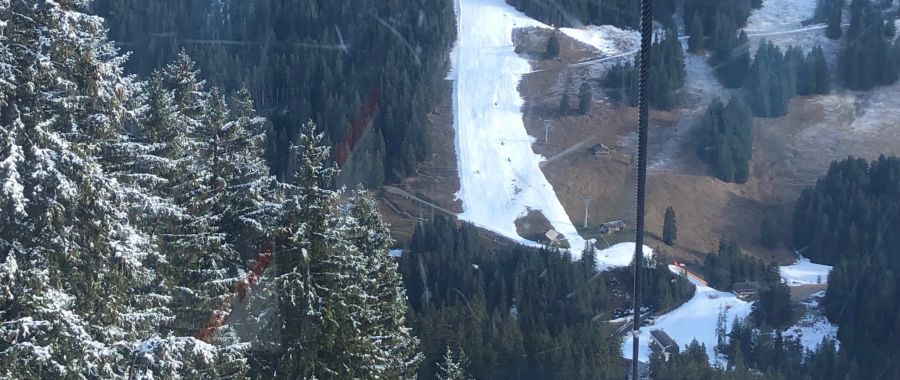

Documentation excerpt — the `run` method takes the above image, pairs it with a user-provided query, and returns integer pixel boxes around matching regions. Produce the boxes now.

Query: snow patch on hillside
[623,265,752,364]
[449,0,588,249]
[781,257,832,286]
[595,243,653,271]
[746,0,818,33]
[784,291,839,350]
[560,25,640,57]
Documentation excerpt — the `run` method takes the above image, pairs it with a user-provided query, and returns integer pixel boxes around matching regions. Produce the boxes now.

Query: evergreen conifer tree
[826,0,844,39]
[0,1,167,376]
[663,206,678,245]
[344,189,422,378]
[546,32,560,59]
[436,346,473,380]
[578,82,592,114]
[688,15,705,53]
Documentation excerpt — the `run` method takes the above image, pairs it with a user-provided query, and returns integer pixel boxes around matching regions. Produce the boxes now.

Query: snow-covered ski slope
[622,265,752,364]
[449,0,587,250]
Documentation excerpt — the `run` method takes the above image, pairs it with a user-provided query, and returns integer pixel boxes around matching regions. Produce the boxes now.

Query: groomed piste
[449,0,588,250]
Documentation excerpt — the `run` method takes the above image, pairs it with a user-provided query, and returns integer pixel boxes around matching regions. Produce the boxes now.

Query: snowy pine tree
[0,1,156,376]
[273,122,422,379]
[2,3,420,378]
[164,49,207,122]
[274,121,337,378]
[121,69,251,378]
[436,346,473,380]
[344,189,422,378]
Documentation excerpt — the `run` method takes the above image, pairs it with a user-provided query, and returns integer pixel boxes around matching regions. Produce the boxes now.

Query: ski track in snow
[449,0,588,251]
[622,265,752,364]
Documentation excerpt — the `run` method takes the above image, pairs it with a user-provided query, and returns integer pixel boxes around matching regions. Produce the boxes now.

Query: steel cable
[631,0,654,378]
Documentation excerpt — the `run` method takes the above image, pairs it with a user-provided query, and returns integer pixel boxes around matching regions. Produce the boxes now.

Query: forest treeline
[92,0,457,187]
[660,158,900,379]
[505,0,678,29]
[399,217,694,379]
[792,156,900,380]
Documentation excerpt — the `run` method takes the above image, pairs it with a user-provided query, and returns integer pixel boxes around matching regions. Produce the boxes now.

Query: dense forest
[744,42,832,118]
[0,2,426,377]
[702,240,778,290]
[695,97,754,183]
[399,217,694,379]
[839,0,900,90]
[602,29,685,110]
[685,0,760,88]
[92,0,457,187]
[814,0,899,89]
[792,156,900,380]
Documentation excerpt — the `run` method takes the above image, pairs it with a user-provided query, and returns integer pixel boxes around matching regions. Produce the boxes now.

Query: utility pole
[582,198,591,228]
[544,119,552,142]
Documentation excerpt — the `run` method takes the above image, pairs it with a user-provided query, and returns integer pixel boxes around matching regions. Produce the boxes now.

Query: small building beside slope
[599,220,627,234]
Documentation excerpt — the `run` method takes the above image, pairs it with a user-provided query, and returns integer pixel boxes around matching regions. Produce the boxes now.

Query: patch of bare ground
[515,209,553,242]
[515,27,804,266]
[790,284,827,304]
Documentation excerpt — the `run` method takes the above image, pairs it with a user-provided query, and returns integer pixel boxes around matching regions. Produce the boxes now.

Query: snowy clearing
[783,291,839,350]
[780,257,832,286]
[449,0,588,249]
[595,243,653,271]
[622,265,752,364]
[745,0,818,33]
[560,25,640,57]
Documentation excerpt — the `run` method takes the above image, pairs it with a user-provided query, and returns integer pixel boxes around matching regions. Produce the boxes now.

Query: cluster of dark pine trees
[0,2,420,378]
[839,0,900,90]
[505,0,678,29]
[92,0,457,187]
[399,216,694,379]
[703,241,778,290]
[611,249,696,313]
[704,243,791,333]
[683,0,761,80]
[695,97,754,183]
[698,11,753,88]
[702,241,791,328]
[747,42,832,117]
[684,0,758,32]
[792,155,900,379]
[814,0,847,39]
[603,30,686,110]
